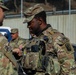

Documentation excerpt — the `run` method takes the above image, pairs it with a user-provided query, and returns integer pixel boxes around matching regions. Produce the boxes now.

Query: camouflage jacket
[9,36,26,60]
[0,34,18,75]
[36,24,76,75]
[9,36,26,49]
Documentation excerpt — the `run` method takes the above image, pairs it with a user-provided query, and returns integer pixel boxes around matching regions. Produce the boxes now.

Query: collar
[36,24,52,36]
[11,36,20,41]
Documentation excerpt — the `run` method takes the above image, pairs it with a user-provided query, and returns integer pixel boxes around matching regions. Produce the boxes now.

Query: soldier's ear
[38,18,42,25]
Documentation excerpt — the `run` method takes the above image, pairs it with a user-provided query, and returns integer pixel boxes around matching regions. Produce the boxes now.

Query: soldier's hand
[13,48,22,56]
[19,44,23,50]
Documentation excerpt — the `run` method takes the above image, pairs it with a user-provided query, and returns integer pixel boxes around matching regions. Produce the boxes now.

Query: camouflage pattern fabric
[35,72,45,75]
[23,4,76,75]
[9,37,26,49]
[22,38,41,69]
[22,37,47,75]
[23,4,44,23]
[23,52,39,70]
[22,26,76,75]
[9,36,27,63]
[0,34,18,75]
[37,25,76,75]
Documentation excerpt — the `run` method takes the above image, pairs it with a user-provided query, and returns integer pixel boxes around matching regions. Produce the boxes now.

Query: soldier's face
[11,33,18,40]
[27,18,41,35]
[0,8,4,26]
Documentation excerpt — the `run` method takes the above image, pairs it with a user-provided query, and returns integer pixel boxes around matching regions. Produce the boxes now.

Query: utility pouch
[22,52,39,70]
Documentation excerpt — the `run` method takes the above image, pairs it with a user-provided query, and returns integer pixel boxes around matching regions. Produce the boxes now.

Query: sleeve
[0,35,18,69]
[54,35,76,74]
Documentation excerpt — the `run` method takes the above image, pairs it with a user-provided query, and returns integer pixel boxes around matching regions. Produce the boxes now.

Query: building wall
[3,14,76,44]
[3,18,29,39]
[47,14,76,44]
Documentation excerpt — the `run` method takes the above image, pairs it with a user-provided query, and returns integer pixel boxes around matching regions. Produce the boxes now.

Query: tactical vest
[22,38,45,71]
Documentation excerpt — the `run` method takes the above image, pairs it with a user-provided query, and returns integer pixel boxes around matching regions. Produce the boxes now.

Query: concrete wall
[3,14,76,44]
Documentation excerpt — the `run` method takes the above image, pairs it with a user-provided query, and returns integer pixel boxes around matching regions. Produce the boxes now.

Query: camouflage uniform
[9,35,26,61]
[9,29,27,74]
[9,28,26,52]
[10,36,26,50]
[24,25,76,75]
[22,37,45,75]
[9,37,27,75]
[0,34,18,75]
[0,2,18,75]
[36,24,76,75]
[23,4,76,75]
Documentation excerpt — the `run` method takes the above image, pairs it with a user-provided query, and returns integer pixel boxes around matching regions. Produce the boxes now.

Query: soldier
[23,4,76,75]
[9,28,26,60]
[0,2,18,75]
[9,28,27,75]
